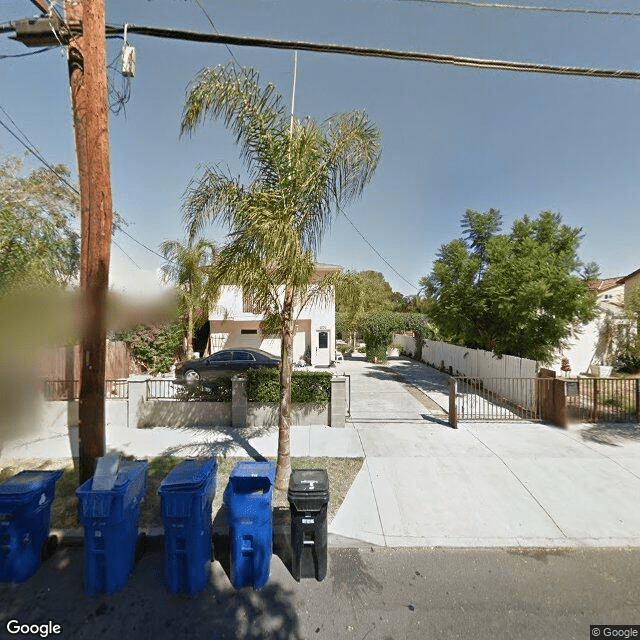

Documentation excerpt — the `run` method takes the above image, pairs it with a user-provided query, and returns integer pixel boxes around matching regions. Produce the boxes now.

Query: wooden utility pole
[64,0,113,484]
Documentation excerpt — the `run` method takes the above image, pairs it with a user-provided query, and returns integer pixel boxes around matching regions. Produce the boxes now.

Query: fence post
[636,379,640,423]
[448,377,458,429]
[232,375,248,428]
[330,376,346,428]
[592,379,599,422]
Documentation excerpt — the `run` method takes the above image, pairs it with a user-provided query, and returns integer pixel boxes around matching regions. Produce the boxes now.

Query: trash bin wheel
[41,535,58,562]
[134,532,147,564]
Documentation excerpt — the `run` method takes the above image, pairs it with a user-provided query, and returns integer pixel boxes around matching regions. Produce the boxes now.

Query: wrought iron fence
[43,379,129,401]
[146,378,232,402]
[566,377,640,423]
[452,377,554,422]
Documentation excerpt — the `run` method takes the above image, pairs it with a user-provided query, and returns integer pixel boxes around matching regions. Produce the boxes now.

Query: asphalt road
[1,545,639,640]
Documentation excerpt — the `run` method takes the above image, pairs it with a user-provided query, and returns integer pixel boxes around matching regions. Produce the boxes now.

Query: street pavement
[2,545,639,640]
[2,355,640,549]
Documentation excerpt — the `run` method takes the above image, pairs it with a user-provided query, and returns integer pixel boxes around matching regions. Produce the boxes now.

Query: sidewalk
[2,356,640,549]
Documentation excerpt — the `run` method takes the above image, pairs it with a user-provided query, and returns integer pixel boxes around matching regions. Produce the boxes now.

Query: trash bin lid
[158,459,218,492]
[288,469,329,497]
[229,461,275,482]
[0,470,63,495]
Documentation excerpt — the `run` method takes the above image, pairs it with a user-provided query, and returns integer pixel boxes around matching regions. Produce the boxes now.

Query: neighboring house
[205,263,341,367]
[553,274,630,375]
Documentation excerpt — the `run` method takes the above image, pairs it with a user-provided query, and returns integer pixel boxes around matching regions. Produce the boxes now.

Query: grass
[0,456,364,530]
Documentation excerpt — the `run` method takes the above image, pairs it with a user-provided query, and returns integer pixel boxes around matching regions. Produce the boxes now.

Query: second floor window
[242,290,262,314]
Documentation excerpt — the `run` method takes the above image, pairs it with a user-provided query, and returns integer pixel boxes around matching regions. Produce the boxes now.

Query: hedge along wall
[246,369,332,406]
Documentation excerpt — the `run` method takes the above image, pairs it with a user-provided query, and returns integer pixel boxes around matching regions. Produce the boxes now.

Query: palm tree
[180,63,381,489]
[160,237,218,359]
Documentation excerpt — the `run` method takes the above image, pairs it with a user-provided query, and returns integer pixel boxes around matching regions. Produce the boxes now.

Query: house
[205,263,341,367]
[553,273,630,375]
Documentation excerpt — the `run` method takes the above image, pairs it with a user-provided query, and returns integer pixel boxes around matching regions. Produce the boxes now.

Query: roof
[618,267,640,284]
[588,277,624,293]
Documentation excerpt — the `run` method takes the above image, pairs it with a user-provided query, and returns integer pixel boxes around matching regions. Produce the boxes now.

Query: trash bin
[223,460,275,590]
[158,458,218,593]
[287,469,329,581]
[76,459,148,594]
[0,470,63,583]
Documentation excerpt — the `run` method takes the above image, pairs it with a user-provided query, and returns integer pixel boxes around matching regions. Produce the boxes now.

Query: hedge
[247,368,332,406]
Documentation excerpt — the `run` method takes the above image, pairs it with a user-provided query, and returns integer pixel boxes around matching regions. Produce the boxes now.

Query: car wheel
[184,369,200,383]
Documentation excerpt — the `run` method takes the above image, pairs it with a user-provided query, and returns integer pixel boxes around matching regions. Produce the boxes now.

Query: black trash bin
[287,469,329,581]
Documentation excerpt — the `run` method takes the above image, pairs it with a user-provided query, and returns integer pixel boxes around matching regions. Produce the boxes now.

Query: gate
[450,376,640,425]
[565,377,640,423]
[450,377,554,424]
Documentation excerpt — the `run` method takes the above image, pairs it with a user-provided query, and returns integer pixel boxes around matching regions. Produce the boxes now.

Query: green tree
[180,63,381,489]
[423,209,598,362]
[160,237,218,359]
[0,155,79,295]
[336,270,396,348]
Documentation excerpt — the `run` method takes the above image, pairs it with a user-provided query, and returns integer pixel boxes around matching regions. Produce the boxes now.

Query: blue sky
[2,0,640,297]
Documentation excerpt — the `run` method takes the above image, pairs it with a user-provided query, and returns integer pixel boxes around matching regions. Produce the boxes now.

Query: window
[242,290,262,314]
[318,331,328,349]
[210,351,232,362]
[232,351,256,361]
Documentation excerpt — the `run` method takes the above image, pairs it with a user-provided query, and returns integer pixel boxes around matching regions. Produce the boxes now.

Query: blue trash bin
[0,470,63,583]
[76,459,148,594]
[224,460,275,590]
[158,458,218,593]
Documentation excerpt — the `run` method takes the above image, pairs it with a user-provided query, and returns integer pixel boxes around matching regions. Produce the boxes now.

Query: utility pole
[64,0,113,484]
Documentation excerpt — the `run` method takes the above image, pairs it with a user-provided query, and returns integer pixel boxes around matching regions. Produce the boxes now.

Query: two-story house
[205,263,341,367]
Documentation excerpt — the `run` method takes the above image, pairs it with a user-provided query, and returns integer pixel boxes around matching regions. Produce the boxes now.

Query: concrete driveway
[329,355,640,548]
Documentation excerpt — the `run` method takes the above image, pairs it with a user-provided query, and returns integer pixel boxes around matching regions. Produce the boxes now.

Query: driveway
[329,355,640,549]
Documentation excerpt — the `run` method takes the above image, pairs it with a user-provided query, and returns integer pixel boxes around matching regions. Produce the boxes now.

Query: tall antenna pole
[289,50,298,137]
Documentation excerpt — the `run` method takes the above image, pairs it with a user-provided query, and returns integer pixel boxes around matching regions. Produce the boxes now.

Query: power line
[340,209,420,291]
[101,24,640,81]
[192,0,242,67]
[397,0,640,18]
[0,46,54,59]
[0,106,158,268]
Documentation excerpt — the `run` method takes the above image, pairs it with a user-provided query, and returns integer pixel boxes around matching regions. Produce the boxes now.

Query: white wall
[209,285,336,365]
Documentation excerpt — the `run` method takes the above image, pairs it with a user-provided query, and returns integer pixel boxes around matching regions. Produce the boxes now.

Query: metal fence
[146,378,180,400]
[452,377,554,422]
[566,377,640,423]
[44,379,129,401]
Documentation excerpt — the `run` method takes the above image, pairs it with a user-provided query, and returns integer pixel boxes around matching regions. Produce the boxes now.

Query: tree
[160,237,218,359]
[180,63,381,489]
[336,270,397,348]
[0,155,79,295]
[422,209,598,362]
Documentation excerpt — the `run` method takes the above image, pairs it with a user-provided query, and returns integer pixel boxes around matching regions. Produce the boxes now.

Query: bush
[616,349,640,374]
[175,378,232,402]
[246,368,332,406]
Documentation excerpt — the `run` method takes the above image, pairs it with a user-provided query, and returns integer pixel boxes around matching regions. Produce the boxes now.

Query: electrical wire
[0,106,162,268]
[397,0,640,18]
[340,209,420,292]
[0,47,55,59]
[192,0,242,67]
[105,24,640,81]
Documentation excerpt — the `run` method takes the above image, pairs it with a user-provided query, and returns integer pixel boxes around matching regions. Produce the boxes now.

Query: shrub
[175,378,232,402]
[616,349,640,374]
[246,368,332,406]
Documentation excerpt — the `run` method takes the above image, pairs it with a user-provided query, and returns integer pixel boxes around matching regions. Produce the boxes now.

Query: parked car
[175,348,281,383]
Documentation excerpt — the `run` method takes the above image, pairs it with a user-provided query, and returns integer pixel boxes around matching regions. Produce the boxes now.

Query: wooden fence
[39,341,132,381]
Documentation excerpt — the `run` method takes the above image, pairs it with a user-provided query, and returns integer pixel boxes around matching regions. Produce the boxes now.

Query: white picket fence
[393,335,540,412]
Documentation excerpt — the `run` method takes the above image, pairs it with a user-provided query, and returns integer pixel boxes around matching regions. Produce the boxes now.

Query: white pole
[289,50,298,137]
